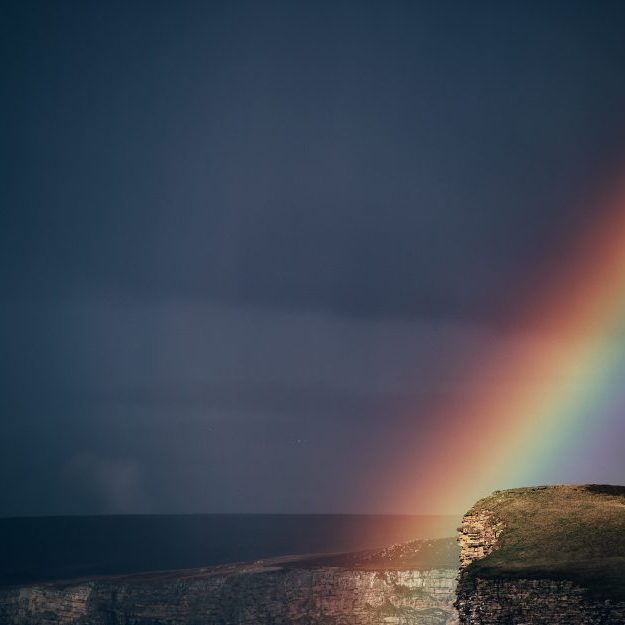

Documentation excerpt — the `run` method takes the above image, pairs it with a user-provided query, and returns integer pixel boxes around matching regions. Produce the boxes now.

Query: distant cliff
[0,539,458,625]
[456,485,625,625]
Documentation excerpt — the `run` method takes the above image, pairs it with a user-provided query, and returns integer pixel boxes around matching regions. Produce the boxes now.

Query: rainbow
[399,173,625,515]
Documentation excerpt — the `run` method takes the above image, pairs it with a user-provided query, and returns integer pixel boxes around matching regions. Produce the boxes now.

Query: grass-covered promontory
[465,484,625,601]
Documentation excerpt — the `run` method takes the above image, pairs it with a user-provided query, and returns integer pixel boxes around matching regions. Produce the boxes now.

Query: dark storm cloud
[3,1,625,514]
[0,296,592,514]
[4,1,625,321]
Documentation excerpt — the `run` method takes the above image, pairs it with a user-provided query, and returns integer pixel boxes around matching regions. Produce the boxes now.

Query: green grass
[465,484,625,601]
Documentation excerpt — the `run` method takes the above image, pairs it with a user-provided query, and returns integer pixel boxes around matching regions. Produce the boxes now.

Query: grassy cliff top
[285,537,459,571]
[466,484,625,601]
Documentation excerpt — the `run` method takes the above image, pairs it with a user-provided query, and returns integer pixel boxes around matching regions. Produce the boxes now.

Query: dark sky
[3,0,625,515]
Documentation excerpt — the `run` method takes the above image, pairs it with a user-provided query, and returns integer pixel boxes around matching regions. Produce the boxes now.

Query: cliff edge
[0,538,459,625]
[456,484,625,624]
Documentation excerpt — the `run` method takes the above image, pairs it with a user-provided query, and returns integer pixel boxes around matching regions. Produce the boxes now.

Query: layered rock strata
[0,541,458,625]
[456,511,504,569]
[456,577,625,625]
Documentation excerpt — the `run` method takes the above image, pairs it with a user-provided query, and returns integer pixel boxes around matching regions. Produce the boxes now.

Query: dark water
[0,514,459,586]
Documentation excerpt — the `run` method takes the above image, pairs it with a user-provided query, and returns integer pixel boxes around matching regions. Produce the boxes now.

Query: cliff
[0,538,459,625]
[456,484,625,624]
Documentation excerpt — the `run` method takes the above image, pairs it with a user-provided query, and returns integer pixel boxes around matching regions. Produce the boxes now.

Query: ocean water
[0,514,459,586]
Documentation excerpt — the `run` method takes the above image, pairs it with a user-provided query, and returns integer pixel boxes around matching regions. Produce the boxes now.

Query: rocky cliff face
[0,541,458,625]
[455,485,625,625]
[456,576,625,625]
[456,511,504,569]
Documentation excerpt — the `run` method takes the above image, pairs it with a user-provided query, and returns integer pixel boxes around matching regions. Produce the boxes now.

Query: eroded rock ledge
[455,485,625,625]
[0,539,459,625]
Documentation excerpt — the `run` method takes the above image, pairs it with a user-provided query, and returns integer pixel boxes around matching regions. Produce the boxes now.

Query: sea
[0,514,460,586]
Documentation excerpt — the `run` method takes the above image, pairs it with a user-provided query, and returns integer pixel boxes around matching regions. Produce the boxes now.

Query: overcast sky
[3,0,625,515]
